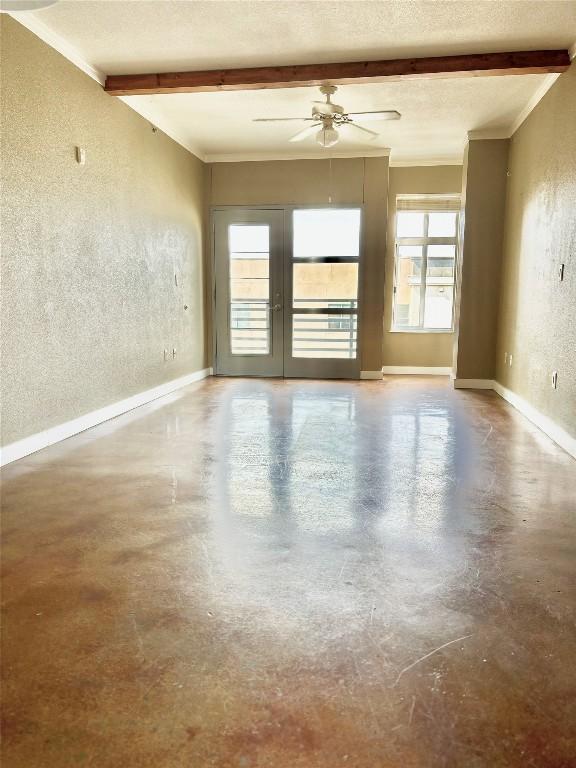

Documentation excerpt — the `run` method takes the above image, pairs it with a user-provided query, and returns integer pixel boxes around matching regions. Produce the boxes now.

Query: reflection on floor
[2,376,575,767]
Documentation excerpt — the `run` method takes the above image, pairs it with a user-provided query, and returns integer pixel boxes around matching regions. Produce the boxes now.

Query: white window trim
[391,206,459,333]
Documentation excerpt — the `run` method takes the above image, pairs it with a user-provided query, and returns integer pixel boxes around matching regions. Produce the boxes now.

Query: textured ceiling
[18,0,576,163]
[123,75,550,163]
[25,0,576,73]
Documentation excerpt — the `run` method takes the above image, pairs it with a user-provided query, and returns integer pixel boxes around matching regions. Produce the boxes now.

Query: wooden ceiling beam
[104,50,571,96]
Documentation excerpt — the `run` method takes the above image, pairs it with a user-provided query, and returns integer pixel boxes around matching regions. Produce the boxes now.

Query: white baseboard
[493,381,576,459]
[453,378,495,389]
[360,370,383,380]
[452,377,575,459]
[382,366,452,376]
[0,367,212,467]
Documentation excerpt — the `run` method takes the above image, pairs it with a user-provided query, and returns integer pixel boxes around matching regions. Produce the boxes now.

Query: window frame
[391,206,459,333]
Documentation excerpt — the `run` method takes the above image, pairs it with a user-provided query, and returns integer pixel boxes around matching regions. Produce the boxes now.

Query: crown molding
[389,156,462,167]
[8,13,206,161]
[467,128,511,140]
[507,72,561,136]
[117,97,206,161]
[467,71,562,143]
[204,149,391,163]
[9,10,105,84]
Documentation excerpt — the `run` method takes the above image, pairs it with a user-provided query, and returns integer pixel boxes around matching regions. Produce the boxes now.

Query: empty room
[1,1,575,766]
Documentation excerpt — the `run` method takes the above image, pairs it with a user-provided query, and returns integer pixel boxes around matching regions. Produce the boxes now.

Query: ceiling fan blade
[345,110,401,122]
[312,100,344,110]
[341,122,379,139]
[253,117,316,122]
[289,123,322,142]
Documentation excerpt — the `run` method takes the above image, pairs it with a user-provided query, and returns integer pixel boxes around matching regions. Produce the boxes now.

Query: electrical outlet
[551,371,558,389]
[509,354,513,367]
[172,348,177,359]
[163,349,169,362]
[558,263,565,282]
[504,352,508,365]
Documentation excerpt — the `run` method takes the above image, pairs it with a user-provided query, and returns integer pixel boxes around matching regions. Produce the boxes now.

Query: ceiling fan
[253,85,400,148]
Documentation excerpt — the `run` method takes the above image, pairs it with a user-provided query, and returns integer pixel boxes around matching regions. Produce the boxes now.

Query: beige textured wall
[496,63,576,437]
[207,157,389,372]
[454,139,509,380]
[383,165,462,367]
[0,17,206,446]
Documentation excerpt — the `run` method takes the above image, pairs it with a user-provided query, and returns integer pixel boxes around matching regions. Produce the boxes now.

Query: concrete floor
[2,376,575,767]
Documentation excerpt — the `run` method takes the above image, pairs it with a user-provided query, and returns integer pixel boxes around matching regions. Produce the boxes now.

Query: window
[392,196,459,332]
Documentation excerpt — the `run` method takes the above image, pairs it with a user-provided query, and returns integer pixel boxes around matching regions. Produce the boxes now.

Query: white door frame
[211,204,364,379]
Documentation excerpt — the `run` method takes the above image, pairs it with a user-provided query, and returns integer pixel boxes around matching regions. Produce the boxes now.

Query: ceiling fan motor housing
[312,104,344,118]
[313,83,345,117]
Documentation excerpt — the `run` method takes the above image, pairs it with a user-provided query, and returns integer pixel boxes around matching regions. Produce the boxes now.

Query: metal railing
[292,299,357,358]
[230,300,269,354]
[230,298,357,358]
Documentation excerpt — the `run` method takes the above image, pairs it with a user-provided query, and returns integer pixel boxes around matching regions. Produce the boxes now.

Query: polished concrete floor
[2,376,575,767]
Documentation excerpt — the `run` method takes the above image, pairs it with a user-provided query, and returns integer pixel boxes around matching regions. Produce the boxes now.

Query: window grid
[392,209,458,332]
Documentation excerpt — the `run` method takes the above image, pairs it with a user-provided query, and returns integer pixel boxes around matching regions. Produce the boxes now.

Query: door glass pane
[424,286,453,329]
[229,225,269,253]
[292,313,357,358]
[396,212,425,238]
[394,254,422,327]
[428,212,457,237]
[230,257,269,300]
[229,224,270,355]
[292,262,358,311]
[293,209,361,258]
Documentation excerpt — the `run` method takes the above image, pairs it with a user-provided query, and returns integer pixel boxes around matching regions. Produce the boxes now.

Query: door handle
[272,303,283,311]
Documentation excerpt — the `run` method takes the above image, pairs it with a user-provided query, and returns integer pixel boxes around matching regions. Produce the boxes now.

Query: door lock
[272,303,283,311]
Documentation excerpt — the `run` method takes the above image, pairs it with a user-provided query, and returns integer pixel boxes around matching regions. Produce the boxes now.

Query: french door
[213,207,361,379]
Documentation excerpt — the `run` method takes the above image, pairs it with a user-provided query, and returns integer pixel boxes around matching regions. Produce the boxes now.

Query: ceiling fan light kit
[253,84,401,149]
[316,125,339,148]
